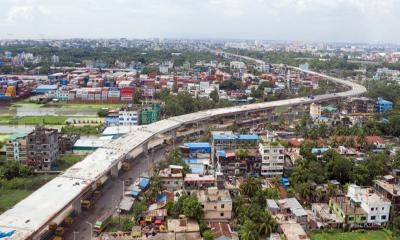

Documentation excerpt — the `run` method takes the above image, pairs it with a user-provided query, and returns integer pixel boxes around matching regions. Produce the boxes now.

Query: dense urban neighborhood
[0,39,400,240]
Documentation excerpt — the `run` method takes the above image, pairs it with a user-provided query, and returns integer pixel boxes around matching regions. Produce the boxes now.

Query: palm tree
[240,177,261,198]
[239,219,259,240]
[258,212,278,237]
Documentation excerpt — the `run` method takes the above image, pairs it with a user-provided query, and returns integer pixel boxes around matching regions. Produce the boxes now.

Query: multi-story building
[271,198,308,229]
[374,176,400,222]
[345,97,376,114]
[347,184,391,226]
[309,103,321,118]
[376,97,393,113]
[212,132,260,177]
[329,196,368,227]
[118,107,140,125]
[27,126,59,171]
[140,103,160,125]
[259,140,285,177]
[159,165,184,192]
[6,133,28,163]
[329,184,391,227]
[197,187,232,221]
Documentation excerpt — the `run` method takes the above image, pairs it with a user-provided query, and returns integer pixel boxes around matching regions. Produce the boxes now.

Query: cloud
[0,0,399,42]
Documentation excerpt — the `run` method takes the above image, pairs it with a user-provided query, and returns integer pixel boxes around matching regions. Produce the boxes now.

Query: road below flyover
[63,145,169,240]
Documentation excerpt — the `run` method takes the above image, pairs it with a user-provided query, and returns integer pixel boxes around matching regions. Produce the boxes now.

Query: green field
[11,99,122,109]
[0,189,33,212]
[0,116,67,125]
[0,175,56,213]
[309,230,399,240]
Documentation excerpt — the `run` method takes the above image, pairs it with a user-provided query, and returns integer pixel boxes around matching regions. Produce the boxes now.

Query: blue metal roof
[212,134,258,141]
[190,165,205,174]
[139,178,150,189]
[183,158,200,164]
[311,148,329,154]
[36,85,58,90]
[184,142,211,149]
[106,117,119,124]
[217,150,225,157]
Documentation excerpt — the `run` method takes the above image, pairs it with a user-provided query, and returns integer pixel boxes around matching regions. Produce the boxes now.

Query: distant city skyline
[1,0,400,44]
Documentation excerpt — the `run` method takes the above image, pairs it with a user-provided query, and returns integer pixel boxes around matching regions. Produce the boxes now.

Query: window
[381,215,386,220]
[361,216,366,221]
[371,216,376,220]
[382,207,385,210]
[220,213,224,217]
[221,204,225,209]
[348,217,354,221]
[371,208,374,211]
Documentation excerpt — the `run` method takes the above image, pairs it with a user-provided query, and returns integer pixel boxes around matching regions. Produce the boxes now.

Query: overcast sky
[0,0,399,43]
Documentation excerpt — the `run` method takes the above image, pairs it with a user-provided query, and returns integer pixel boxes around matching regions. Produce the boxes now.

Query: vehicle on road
[94,213,112,235]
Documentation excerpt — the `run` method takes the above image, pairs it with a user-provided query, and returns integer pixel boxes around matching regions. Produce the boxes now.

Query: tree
[393,216,400,237]
[210,88,219,103]
[168,195,202,220]
[159,88,170,101]
[133,88,142,104]
[239,219,259,240]
[97,109,108,117]
[324,150,353,184]
[202,230,214,240]
[240,177,262,198]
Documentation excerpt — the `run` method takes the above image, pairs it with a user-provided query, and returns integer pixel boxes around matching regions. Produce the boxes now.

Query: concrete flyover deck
[0,58,366,240]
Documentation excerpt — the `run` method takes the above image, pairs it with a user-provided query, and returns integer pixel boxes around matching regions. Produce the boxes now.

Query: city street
[63,146,167,240]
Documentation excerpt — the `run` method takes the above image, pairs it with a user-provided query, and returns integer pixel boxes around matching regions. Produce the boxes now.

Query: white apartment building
[259,141,285,177]
[230,61,246,70]
[118,109,140,125]
[347,184,391,225]
[309,103,321,118]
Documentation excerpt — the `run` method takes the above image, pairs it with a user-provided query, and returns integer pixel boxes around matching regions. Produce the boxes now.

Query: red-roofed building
[365,136,385,150]
[208,222,239,240]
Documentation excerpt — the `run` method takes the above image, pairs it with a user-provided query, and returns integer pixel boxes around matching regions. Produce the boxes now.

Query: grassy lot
[0,116,67,125]
[57,154,86,171]
[0,189,33,211]
[309,230,399,240]
[0,133,11,142]
[10,103,45,109]
[0,175,56,213]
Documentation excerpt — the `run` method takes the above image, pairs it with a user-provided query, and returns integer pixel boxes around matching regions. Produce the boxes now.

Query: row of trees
[161,91,234,117]
[290,143,391,204]
[233,178,279,240]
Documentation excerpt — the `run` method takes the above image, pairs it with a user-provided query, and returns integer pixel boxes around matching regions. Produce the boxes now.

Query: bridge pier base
[73,199,82,215]
[110,164,119,177]
[143,142,149,155]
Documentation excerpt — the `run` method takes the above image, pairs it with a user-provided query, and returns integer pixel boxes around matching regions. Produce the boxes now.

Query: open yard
[0,175,56,213]
[309,230,399,240]
[0,115,67,125]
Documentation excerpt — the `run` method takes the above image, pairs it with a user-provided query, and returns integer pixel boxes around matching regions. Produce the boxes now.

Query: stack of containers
[120,87,134,102]
[94,88,101,101]
[88,89,95,101]
[68,89,76,102]
[108,87,120,103]
[81,89,89,101]
[101,87,108,101]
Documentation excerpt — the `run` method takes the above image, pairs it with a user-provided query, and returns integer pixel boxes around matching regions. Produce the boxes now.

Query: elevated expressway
[0,57,366,240]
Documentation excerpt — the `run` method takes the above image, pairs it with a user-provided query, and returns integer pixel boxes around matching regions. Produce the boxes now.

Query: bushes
[61,125,102,135]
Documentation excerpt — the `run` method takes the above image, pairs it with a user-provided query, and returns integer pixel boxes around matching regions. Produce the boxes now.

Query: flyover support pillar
[143,142,149,155]
[72,198,82,215]
[110,164,119,177]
